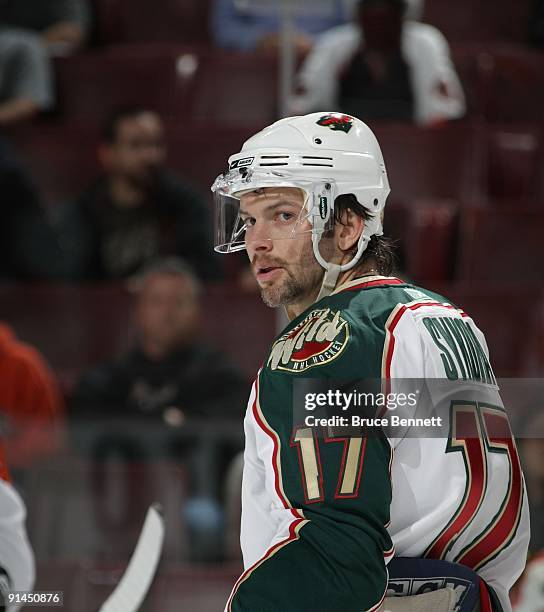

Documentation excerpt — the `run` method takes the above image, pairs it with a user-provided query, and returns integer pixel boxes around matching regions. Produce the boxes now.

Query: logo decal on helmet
[316,114,353,133]
[319,196,328,220]
[229,156,255,170]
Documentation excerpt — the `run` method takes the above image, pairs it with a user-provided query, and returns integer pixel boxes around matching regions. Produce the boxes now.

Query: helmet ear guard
[312,192,383,301]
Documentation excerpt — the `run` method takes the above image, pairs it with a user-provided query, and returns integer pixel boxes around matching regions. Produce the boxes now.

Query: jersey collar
[332,275,405,295]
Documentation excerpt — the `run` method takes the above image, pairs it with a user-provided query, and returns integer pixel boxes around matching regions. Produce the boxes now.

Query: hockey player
[211,112,530,611]
[0,445,35,611]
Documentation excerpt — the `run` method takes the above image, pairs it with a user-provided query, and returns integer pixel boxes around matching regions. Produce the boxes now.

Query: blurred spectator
[0,0,89,124]
[0,322,65,470]
[0,462,35,603]
[401,0,424,21]
[72,258,247,421]
[0,0,90,53]
[0,29,53,125]
[0,136,56,277]
[211,0,348,53]
[518,409,544,552]
[58,107,222,281]
[223,450,243,560]
[73,258,247,561]
[345,0,425,21]
[290,0,465,125]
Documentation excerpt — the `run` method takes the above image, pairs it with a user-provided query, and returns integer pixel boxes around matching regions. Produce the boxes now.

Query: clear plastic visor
[211,168,335,253]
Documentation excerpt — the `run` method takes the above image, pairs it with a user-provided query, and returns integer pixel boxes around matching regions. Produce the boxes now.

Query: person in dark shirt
[0,136,57,277]
[62,107,222,281]
[338,0,414,121]
[0,0,89,124]
[73,257,246,560]
[73,257,246,420]
[290,0,465,125]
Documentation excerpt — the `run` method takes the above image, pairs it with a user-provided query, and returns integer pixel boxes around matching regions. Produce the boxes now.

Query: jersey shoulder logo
[267,308,349,372]
[316,113,353,133]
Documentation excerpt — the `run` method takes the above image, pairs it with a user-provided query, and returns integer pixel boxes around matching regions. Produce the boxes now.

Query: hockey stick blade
[99,503,165,612]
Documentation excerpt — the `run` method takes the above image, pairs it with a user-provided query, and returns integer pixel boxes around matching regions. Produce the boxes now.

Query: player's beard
[257,240,325,308]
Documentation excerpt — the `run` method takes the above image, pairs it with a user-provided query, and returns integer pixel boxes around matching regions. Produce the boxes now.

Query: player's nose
[246,223,273,254]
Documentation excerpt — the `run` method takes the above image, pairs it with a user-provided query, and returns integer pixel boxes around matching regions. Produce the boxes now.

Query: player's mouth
[256,266,283,282]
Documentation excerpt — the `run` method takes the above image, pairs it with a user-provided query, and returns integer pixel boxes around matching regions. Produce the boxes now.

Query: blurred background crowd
[0,0,543,609]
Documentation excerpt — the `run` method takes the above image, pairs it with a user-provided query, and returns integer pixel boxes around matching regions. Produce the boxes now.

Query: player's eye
[277,211,295,223]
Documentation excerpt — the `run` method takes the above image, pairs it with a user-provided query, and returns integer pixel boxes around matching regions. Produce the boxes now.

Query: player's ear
[336,208,364,253]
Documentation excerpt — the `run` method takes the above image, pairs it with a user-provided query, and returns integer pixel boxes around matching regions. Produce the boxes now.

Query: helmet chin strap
[312,229,371,301]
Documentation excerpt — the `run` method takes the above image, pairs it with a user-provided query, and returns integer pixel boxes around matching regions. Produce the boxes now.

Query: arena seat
[24,458,187,563]
[449,44,487,118]
[422,0,529,43]
[484,125,542,202]
[54,46,199,125]
[480,47,544,123]
[372,123,477,202]
[188,52,279,126]
[457,207,544,283]
[167,124,262,192]
[8,124,100,205]
[0,283,132,392]
[386,199,459,282]
[91,0,212,45]
[423,0,484,43]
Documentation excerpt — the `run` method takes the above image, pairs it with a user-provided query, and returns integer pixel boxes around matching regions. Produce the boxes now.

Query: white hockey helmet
[211,112,390,297]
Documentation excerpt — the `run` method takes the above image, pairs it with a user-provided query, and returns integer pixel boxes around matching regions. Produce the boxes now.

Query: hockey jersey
[237,276,530,611]
[0,445,35,612]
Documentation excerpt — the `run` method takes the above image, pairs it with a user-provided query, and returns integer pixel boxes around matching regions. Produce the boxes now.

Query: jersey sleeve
[384,298,530,610]
[0,479,35,605]
[239,379,279,569]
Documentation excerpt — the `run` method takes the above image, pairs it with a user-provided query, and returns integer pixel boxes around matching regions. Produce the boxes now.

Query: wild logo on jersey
[268,308,349,372]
